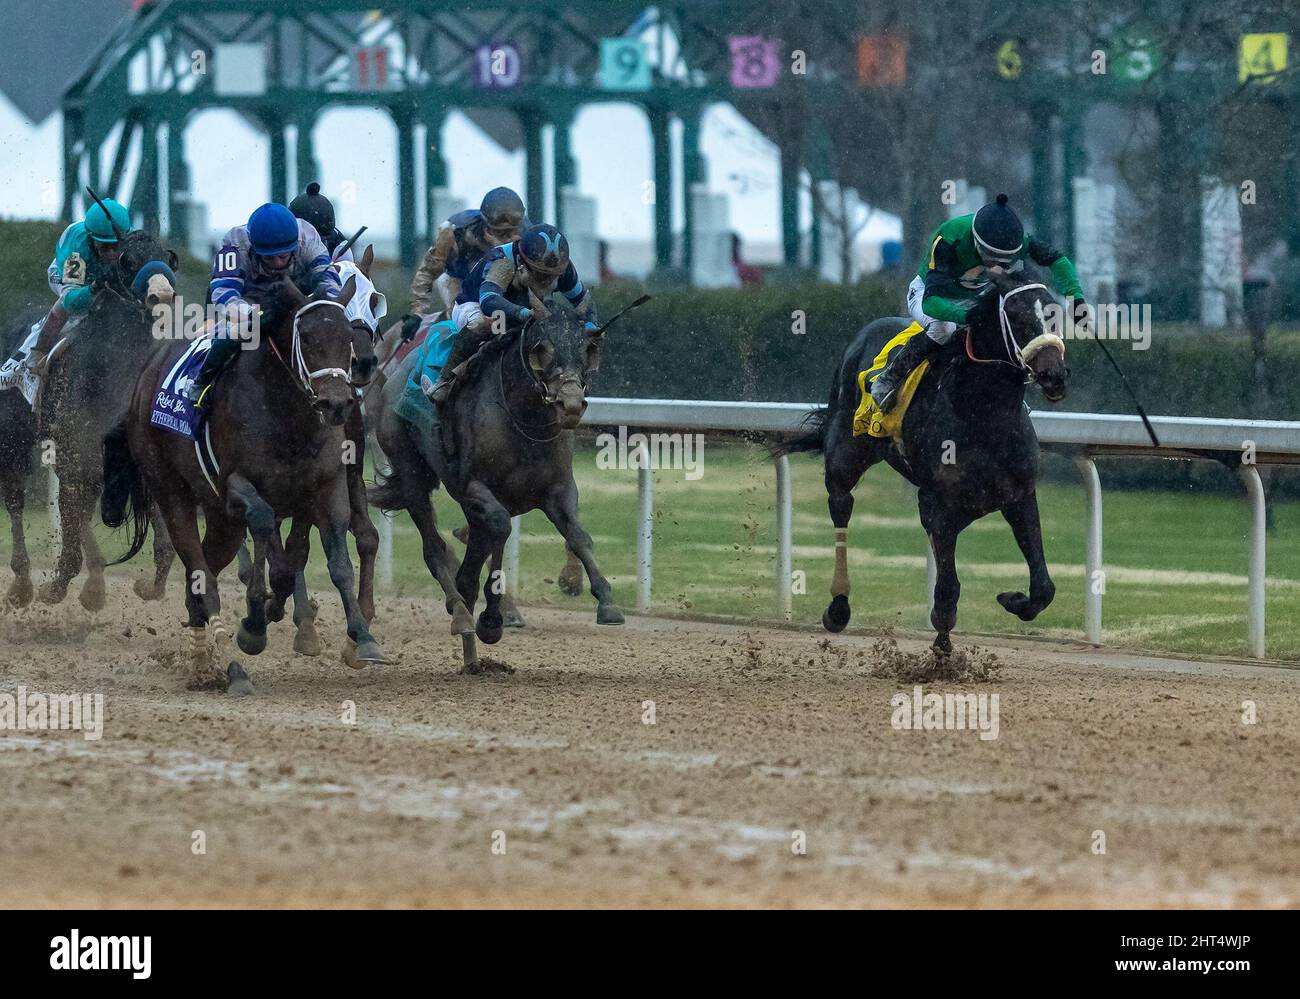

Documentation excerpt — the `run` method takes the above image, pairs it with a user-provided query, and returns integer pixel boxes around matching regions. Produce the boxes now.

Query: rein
[265,299,352,408]
[964,281,1047,376]
[490,321,574,444]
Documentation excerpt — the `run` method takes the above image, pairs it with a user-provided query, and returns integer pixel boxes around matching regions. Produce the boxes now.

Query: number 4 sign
[1240,33,1288,83]
[729,36,779,88]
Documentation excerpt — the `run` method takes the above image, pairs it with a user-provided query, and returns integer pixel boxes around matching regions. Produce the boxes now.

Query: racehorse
[774,268,1069,654]
[0,308,41,605]
[369,294,641,670]
[102,276,384,692]
[38,227,178,611]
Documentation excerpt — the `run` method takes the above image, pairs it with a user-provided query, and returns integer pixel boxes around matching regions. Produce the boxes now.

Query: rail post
[775,454,792,620]
[1075,456,1104,645]
[1240,464,1267,659]
[636,439,653,612]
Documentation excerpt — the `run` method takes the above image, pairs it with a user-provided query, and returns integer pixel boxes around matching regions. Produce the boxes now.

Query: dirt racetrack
[1,578,1298,908]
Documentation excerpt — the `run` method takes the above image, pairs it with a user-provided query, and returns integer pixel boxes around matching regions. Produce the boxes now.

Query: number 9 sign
[600,38,651,91]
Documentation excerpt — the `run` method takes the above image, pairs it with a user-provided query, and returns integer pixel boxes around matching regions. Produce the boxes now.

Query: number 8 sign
[729,36,779,88]
[600,38,650,91]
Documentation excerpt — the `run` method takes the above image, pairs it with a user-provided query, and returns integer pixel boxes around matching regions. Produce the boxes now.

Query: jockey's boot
[27,304,70,379]
[187,334,243,415]
[424,325,488,404]
[870,331,941,414]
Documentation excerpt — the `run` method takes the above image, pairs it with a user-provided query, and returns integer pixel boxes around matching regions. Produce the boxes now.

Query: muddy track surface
[1,579,1297,908]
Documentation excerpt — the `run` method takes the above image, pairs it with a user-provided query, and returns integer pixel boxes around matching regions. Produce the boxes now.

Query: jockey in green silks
[871,193,1088,413]
[27,198,132,379]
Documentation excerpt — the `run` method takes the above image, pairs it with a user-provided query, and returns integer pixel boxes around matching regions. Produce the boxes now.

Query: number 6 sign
[600,38,651,91]
[728,36,779,88]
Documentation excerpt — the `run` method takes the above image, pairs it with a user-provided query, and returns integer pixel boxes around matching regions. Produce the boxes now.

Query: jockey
[871,193,1087,413]
[408,187,527,317]
[289,182,352,262]
[423,222,596,403]
[187,202,342,411]
[25,198,131,379]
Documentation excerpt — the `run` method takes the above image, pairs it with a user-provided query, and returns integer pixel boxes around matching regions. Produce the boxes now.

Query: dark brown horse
[775,268,1069,654]
[102,277,384,692]
[35,228,178,611]
[370,296,642,670]
[0,308,41,605]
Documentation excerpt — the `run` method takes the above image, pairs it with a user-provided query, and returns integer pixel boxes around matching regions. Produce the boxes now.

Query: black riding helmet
[972,193,1024,266]
[480,187,526,238]
[289,182,337,239]
[517,223,570,277]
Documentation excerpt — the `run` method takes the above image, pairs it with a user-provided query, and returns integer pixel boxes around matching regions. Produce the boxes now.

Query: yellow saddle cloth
[852,321,930,439]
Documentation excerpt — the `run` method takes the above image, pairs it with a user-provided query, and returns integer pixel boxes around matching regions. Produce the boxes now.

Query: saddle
[852,322,932,440]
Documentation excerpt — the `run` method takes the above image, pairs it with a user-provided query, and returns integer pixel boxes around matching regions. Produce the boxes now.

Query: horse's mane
[464,302,581,383]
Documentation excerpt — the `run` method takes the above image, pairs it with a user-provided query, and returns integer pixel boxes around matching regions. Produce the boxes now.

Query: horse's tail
[771,362,843,458]
[367,464,408,513]
[101,418,150,565]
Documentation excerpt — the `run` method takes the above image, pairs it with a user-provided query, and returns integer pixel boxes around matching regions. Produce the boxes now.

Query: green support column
[680,104,704,278]
[648,105,673,271]
[779,141,800,269]
[1286,100,1300,256]
[132,118,160,232]
[1030,103,1054,247]
[522,107,545,221]
[395,105,417,267]
[806,123,833,278]
[552,110,576,231]
[295,111,319,196]
[61,108,82,221]
[422,108,448,237]
[166,117,190,251]
[266,112,288,204]
[1061,107,1086,258]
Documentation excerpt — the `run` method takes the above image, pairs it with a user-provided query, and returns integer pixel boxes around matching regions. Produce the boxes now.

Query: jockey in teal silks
[187,202,342,413]
[25,198,132,384]
[871,193,1088,413]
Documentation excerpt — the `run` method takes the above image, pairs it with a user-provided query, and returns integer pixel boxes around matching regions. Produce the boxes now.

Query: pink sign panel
[729,36,779,88]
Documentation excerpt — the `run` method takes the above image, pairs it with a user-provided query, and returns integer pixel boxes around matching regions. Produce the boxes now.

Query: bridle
[265,298,353,407]
[493,316,584,443]
[964,281,1048,376]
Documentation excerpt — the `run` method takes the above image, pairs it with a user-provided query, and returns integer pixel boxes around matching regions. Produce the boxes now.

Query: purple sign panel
[473,41,522,89]
[729,35,779,88]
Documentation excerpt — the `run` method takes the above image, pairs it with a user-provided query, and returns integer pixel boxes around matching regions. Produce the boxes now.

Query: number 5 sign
[729,36,779,88]
[600,38,651,91]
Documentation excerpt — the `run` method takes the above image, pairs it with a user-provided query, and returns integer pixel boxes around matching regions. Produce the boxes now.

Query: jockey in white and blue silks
[188,202,341,412]
[421,222,595,402]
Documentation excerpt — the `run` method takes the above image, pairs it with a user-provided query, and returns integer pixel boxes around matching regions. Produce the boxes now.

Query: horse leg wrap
[831,528,850,598]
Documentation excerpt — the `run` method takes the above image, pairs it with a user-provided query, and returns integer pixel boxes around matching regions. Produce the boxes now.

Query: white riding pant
[906,275,959,345]
[450,301,482,332]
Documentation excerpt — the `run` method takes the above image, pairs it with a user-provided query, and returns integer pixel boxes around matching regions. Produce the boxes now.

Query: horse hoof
[502,605,527,628]
[133,578,163,601]
[354,638,387,664]
[236,622,267,656]
[38,582,67,606]
[78,582,106,613]
[932,633,953,656]
[557,568,583,597]
[997,590,1037,621]
[226,662,255,697]
[265,600,286,624]
[822,595,851,633]
[6,577,33,608]
[476,613,504,645]
[293,622,322,657]
[596,604,624,625]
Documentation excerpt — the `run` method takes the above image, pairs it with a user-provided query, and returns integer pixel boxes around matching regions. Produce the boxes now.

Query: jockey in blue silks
[187,202,341,412]
[421,222,596,403]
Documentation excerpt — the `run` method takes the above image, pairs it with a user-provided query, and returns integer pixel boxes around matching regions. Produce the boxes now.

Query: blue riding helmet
[518,223,570,276]
[248,202,300,256]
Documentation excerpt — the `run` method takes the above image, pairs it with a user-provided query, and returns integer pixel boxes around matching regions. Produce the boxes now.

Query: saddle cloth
[149,337,212,440]
[0,317,79,407]
[393,319,458,440]
[852,321,931,440]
